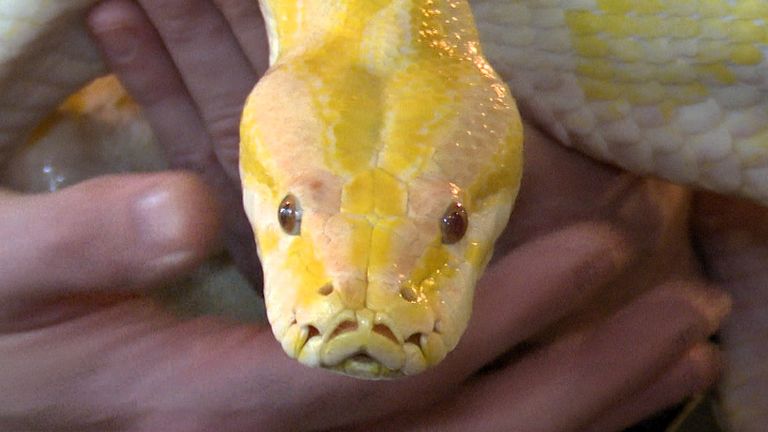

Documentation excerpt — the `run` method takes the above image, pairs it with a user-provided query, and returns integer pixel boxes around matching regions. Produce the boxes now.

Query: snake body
[1,1,767,381]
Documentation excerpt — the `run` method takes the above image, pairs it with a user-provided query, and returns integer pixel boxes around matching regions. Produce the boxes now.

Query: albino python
[2,0,768,382]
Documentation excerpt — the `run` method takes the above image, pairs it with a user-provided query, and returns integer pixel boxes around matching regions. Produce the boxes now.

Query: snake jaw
[256,236,486,380]
[278,304,450,379]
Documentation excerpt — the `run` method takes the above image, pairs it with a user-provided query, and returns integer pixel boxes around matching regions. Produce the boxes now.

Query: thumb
[0,172,221,305]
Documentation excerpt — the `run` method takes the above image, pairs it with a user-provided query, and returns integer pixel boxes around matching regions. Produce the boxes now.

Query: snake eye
[440,202,468,244]
[278,194,302,235]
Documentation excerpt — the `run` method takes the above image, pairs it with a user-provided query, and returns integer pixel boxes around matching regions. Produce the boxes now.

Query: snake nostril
[372,324,399,344]
[329,320,358,339]
[318,283,333,296]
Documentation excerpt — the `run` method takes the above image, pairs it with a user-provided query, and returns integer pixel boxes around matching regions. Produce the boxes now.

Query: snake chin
[279,308,446,380]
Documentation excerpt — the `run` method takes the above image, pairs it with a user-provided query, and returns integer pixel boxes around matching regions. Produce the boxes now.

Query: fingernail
[134,187,194,268]
[695,288,732,332]
[89,8,138,63]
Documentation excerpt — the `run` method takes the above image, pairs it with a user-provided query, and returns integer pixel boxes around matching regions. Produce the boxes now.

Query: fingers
[694,192,768,286]
[88,0,221,177]
[88,0,264,286]
[137,0,258,180]
[372,282,729,432]
[89,0,261,181]
[0,172,220,306]
[500,122,691,258]
[444,222,633,376]
[174,224,638,431]
[211,0,270,75]
[693,193,768,432]
[582,343,721,432]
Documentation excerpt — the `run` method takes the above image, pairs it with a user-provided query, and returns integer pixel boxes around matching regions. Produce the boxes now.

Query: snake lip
[319,318,406,372]
[285,322,442,378]
[286,308,441,378]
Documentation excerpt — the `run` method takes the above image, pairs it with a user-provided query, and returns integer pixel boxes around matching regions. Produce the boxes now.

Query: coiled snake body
[2,1,767,380]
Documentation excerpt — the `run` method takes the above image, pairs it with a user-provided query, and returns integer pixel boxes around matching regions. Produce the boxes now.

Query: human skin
[694,195,768,432]
[0,1,731,431]
[0,163,727,432]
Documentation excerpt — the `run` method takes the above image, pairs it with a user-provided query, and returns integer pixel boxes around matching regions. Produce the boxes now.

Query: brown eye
[441,202,468,244]
[278,194,302,235]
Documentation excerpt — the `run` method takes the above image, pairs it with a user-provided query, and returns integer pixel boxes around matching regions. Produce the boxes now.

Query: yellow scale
[241,0,522,378]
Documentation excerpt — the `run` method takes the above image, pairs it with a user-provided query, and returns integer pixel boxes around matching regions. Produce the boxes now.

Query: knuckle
[205,105,243,148]
[683,284,732,335]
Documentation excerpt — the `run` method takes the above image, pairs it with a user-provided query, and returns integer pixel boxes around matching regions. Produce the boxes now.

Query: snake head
[240,1,523,379]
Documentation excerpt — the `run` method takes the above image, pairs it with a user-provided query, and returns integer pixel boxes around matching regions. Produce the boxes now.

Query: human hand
[693,194,768,432]
[87,0,269,286]
[0,124,727,432]
[0,171,221,429]
[343,124,730,432]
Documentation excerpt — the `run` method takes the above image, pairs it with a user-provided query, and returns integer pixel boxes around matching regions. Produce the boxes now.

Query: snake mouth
[284,309,445,379]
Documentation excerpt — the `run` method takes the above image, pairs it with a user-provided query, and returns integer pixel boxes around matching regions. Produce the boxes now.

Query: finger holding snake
[339,119,731,431]
[0,200,726,431]
[350,285,726,432]
[87,0,267,287]
[87,0,731,427]
[0,78,728,431]
[694,194,768,432]
[0,172,221,330]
